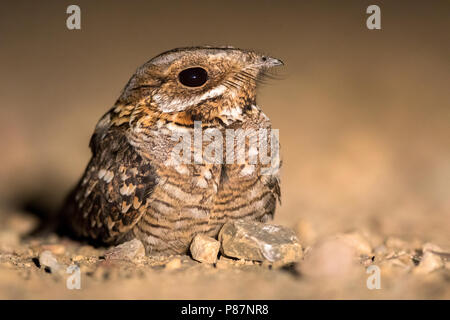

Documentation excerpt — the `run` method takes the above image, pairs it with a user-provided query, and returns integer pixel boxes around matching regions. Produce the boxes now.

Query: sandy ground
[0,210,449,299]
[0,1,449,299]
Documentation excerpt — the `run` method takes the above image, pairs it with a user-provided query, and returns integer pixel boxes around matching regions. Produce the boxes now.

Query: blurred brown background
[0,0,449,247]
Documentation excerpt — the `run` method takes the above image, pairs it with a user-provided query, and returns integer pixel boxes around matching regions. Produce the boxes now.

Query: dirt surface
[0,1,449,299]
[0,210,448,299]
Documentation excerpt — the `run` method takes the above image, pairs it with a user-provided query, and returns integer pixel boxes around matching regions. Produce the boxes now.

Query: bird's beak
[263,56,284,68]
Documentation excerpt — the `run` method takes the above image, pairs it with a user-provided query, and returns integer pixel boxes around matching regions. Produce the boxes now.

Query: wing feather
[63,124,156,244]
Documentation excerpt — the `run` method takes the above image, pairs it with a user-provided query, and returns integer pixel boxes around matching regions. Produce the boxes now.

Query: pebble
[215,256,235,269]
[165,257,182,270]
[104,239,145,262]
[413,251,443,274]
[190,234,220,264]
[72,255,84,262]
[219,220,303,266]
[38,250,61,273]
[413,243,444,274]
[380,250,416,276]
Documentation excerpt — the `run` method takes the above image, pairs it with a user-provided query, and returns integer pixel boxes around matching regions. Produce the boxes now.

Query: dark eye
[178,67,208,87]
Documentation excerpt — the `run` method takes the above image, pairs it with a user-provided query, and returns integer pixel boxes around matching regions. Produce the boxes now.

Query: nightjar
[61,46,282,255]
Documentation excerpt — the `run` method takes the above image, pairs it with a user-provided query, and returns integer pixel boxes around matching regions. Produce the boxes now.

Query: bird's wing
[66,124,157,244]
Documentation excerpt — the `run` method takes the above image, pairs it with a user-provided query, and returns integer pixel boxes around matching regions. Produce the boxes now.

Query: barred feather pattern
[61,47,282,255]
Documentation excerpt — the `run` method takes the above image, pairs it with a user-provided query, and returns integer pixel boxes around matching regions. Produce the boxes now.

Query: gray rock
[219,220,303,265]
[104,239,145,262]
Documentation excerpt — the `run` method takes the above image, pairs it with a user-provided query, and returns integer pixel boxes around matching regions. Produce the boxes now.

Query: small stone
[219,220,303,266]
[72,255,84,262]
[38,250,61,272]
[190,234,220,264]
[413,243,445,274]
[215,256,236,269]
[165,257,182,270]
[414,252,443,274]
[104,239,145,262]
[379,249,416,276]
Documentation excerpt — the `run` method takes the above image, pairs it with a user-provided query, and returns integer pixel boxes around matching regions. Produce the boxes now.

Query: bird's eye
[178,67,208,87]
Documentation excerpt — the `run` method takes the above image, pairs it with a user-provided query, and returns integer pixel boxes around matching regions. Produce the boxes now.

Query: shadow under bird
[60,46,283,255]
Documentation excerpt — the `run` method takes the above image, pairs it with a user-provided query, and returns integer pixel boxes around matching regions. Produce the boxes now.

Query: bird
[60,46,282,255]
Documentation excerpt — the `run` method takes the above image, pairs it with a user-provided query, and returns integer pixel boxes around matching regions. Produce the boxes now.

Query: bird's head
[119,46,283,117]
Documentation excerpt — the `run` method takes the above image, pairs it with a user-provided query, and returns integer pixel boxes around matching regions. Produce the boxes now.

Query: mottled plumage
[61,46,282,255]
